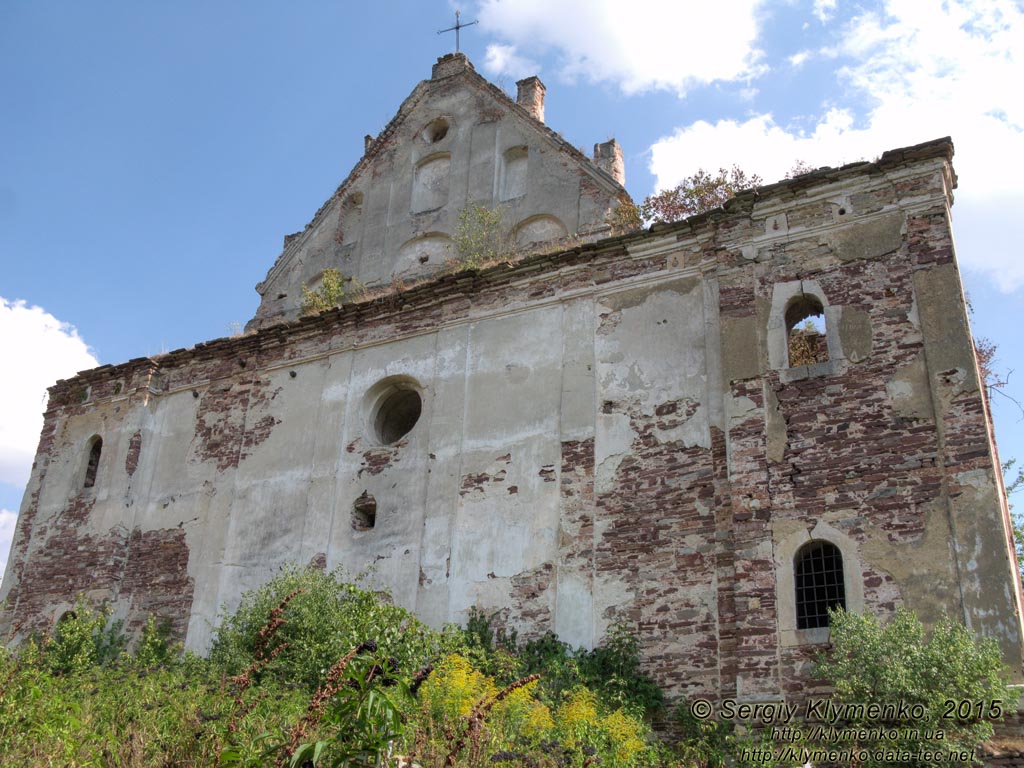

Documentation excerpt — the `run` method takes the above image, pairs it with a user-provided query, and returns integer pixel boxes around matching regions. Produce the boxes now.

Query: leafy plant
[640,166,762,223]
[283,644,404,768]
[40,599,126,675]
[607,199,643,234]
[208,566,437,692]
[813,608,1019,766]
[301,268,365,315]
[452,203,512,269]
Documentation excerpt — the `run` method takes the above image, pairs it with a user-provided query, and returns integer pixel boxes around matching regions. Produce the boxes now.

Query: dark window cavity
[374,388,422,445]
[352,491,377,531]
[84,437,102,489]
[795,541,846,629]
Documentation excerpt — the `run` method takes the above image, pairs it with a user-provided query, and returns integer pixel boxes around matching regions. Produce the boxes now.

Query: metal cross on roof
[437,10,478,53]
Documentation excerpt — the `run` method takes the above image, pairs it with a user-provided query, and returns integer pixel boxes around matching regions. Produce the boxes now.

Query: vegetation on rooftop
[301,269,366,316]
[451,202,514,271]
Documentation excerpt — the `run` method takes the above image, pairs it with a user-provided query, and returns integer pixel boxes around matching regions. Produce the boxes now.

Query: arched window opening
[84,437,102,489]
[795,541,846,629]
[786,295,829,366]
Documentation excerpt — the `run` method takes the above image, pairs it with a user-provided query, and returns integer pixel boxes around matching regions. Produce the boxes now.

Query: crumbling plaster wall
[2,139,1019,699]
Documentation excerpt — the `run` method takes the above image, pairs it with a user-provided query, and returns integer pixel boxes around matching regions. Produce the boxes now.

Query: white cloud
[0,509,17,581]
[788,50,812,68]
[649,0,1024,290]
[475,0,766,95]
[483,43,541,80]
[813,0,838,23]
[650,109,867,191]
[0,298,99,488]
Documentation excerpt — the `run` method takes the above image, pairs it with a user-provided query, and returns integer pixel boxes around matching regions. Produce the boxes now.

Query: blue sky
[2,1,1022,571]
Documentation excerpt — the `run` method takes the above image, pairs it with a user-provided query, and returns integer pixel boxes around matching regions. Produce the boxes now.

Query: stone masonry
[1,56,1021,704]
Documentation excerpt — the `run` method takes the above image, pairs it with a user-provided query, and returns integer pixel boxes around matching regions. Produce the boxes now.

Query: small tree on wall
[300,268,364,316]
[640,165,763,223]
[451,202,512,269]
[607,165,763,233]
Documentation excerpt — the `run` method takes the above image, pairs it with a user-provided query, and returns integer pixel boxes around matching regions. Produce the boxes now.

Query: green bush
[26,575,1019,767]
[813,607,1020,766]
[208,565,439,691]
[29,598,127,675]
[452,203,512,269]
[300,268,364,316]
[457,609,663,716]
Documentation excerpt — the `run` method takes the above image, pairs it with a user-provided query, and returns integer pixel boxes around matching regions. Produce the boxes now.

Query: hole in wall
[374,388,422,444]
[422,117,449,143]
[84,436,102,489]
[785,295,829,366]
[352,491,377,531]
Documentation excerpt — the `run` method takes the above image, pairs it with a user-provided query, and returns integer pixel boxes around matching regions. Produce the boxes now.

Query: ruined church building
[3,54,1021,701]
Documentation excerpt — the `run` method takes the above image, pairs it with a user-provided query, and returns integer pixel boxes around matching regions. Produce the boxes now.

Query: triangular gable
[248,54,630,330]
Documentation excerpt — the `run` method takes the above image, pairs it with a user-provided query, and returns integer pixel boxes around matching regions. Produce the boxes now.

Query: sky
[1,0,1022,575]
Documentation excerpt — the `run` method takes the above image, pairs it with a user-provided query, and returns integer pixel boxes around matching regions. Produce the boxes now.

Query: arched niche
[337,191,364,246]
[514,214,567,247]
[411,153,451,213]
[395,233,452,277]
[500,146,528,201]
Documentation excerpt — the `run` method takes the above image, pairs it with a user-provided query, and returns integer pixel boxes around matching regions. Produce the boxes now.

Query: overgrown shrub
[300,268,364,315]
[208,565,439,691]
[451,203,512,269]
[412,654,655,768]
[460,609,663,716]
[813,608,1019,766]
[7,573,1016,768]
[27,598,127,675]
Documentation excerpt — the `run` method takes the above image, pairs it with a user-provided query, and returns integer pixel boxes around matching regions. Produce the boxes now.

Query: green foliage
[576,623,664,713]
[452,202,512,269]
[639,166,762,224]
[814,608,1019,766]
[40,599,127,675]
[672,705,731,768]
[1006,458,1023,506]
[208,565,438,692]
[133,615,177,667]
[413,655,655,768]
[300,268,364,316]
[16,574,1017,768]
[456,611,663,716]
[0,619,268,766]
[607,199,643,234]
[1006,459,1024,581]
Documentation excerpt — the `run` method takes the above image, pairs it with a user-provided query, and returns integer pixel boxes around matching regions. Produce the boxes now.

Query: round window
[422,117,450,144]
[368,379,423,445]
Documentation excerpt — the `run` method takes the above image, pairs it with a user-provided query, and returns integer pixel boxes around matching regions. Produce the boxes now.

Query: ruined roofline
[256,53,629,296]
[47,136,955,409]
[644,135,955,235]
